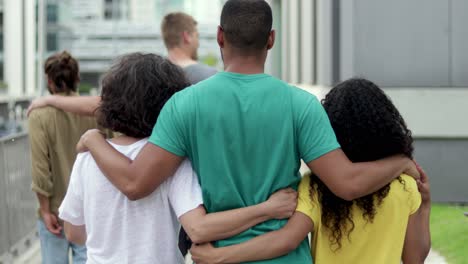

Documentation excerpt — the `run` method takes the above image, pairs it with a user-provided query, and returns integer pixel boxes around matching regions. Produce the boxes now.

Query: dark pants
[178,227,192,256]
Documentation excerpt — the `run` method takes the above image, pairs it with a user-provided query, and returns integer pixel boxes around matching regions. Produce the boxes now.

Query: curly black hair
[311,78,413,250]
[97,53,190,138]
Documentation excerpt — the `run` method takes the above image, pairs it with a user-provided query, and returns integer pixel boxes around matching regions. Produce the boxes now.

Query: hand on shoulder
[415,162,430,206]
[76,129,106,153]
[27,96,54,117]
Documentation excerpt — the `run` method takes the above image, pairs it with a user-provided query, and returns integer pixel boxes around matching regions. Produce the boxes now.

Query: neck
[223,50,266,74]
[110,135,143,146]
[167,47,197,68]
[224,58,265,74]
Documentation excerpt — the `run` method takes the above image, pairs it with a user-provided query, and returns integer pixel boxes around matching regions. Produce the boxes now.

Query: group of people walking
[28,1,431,263]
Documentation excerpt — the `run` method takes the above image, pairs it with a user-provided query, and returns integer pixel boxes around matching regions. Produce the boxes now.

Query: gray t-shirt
[183,63,217,84]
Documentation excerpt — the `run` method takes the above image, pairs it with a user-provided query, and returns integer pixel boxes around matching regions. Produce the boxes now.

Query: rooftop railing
[0,132,37,264]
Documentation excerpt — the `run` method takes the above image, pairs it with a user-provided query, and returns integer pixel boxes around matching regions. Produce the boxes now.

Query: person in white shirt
[58,53,297,263]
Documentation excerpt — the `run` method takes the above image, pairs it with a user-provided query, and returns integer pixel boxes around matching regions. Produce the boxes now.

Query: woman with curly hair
[191,78,431,264]
[58,53,298,263]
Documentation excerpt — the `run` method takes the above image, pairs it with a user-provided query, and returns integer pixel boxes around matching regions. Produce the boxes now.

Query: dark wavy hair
[44,51,79,93]
[311,78,413,250]
[97,53,190,138]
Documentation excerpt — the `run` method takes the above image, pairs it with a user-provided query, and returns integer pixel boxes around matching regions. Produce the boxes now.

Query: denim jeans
[37,220,87,264]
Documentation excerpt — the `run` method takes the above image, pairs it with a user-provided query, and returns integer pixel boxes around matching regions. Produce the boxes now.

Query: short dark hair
[220,0,272,52]
[161,12,197,49]
[97,53,190,138]
[44,51,79,92]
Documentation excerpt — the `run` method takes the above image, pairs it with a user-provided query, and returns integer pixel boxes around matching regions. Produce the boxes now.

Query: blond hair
[161,12,197,49]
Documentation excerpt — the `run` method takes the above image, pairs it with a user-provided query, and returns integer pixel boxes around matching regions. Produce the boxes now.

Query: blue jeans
[37,220,87,264]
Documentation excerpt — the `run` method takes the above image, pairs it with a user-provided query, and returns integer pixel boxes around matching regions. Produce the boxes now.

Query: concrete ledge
[297,85,468,138]
[0,229,38,264]
[0,95,34,104]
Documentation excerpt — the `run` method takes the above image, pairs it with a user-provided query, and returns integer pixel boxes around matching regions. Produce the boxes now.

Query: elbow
[125,192,145,201]
[189,234,204,245]
[121,171,163,201]
[330,171,364,201]
[403,245,432,264]
[270,230,302,256]
[185,224,209,244]
[423,241,431,260]
[278,239,301,255]
[123,183,148,201]
[404,255,427,264]
[330,185,360,201]
[342,189,360,201]
[124,191,142,201]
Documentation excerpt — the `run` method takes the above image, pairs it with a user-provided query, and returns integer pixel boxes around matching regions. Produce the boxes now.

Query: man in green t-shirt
[76,1,418,263]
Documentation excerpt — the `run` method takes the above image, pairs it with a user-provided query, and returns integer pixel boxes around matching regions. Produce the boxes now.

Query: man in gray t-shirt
[161,12,217,86]
[160,12,216,256]
[183,63,217,84]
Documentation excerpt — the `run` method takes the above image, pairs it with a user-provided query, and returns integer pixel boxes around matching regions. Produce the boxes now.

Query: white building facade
[0,0,225,97]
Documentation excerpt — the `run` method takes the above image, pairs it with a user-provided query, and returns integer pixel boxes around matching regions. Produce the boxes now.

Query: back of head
[220,0,272,53]
[161,12,197,49]
[310,78,414,250]
[44,51,80,93]
[322,78,413,162]
[98,53,190,138]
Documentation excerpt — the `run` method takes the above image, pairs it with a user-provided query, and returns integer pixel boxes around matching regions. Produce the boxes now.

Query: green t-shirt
[149,72,340,263]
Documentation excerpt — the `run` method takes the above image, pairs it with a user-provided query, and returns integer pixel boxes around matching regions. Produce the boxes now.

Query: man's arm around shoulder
[307,149,419,200]
[78,129,184,200]
[28,95,101,116]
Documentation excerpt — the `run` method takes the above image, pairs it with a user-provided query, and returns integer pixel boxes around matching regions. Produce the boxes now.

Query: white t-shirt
[59,138,203,264]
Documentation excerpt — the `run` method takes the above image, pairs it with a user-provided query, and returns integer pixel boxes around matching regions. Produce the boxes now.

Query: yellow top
[29,93,101,217]
[296,173,421,264]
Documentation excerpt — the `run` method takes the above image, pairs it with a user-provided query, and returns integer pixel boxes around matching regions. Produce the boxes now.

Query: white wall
[298,85,468,138]
[4,0,24,96]
[3,0,36,96]
[129,0,157,24]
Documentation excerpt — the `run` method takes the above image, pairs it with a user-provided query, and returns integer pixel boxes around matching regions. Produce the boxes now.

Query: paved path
[426,250,448,264]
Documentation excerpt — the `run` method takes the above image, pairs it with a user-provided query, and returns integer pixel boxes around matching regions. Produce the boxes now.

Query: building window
[0,13,3,52]
[0,32,3,54]
[46,4,58,23]
[0,11,3,82]
[104,0,122,20]
[0,63,3,82]
[47,33,58,51]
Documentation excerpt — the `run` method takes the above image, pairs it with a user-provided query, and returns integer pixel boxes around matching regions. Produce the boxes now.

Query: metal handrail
[0,132,37,262]
[0,131,28,142]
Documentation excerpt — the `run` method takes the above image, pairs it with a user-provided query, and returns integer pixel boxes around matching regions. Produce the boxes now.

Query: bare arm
[402,205,431,264]
[190,212,313,264]
[307,149,418,200]
[36,193,62,236]
[28,95,101,116]
[180,188,297,244]
[64,222,87,245]
[78,129,184,200]
[402,168,431,263]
